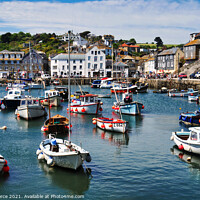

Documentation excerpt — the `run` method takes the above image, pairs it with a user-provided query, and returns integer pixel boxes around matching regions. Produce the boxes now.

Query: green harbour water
[1,85,200,200]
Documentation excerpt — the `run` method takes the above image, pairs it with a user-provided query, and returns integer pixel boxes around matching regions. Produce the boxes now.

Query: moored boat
[36,136,91,170]
[91,80,101,88]
[179,110,200,126]
[100,78,114,89]
[112,92,144,115]
[92,117,127,133]
[171,127,200,155]
[54,86,68,101]
[40,89,62,107]
[135,82,148,93]
[111,82,137,94]
[15,98,47,120]
[41,114,69,134]
[70,94,103,115]
[168,88,198,97]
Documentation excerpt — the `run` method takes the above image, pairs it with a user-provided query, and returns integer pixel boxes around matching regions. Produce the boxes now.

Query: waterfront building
[144,57,156,74]
[51,46,106,78]
[0,50,24,78]
[119,43,140,53]
[21,49,49,78]
[102,35,114,46]
[157,47,184,74]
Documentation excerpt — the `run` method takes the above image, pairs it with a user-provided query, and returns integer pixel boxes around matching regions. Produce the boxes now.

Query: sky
[0,0,200,44]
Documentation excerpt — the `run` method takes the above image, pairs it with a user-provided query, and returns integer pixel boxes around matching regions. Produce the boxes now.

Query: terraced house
[0,50,24,78]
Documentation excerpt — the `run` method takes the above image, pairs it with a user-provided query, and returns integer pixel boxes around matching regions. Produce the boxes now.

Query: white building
[51,46,106,78]
[144,57,156,73]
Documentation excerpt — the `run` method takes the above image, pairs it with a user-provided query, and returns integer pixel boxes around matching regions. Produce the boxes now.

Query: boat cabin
[44,90,60,98]
[122,93,133,103]
[20,99,40,106]
[79,94,98,104]
[189,127,200,141]
[5,88,25,99]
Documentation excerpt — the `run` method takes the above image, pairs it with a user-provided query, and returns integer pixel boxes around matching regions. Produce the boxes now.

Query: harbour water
[1,85,200,200]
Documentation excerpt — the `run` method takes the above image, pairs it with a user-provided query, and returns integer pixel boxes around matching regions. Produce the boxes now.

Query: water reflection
[171,146,200,178]
[93,127,129,146]
[0,173,10,184]
[38,162,90,194]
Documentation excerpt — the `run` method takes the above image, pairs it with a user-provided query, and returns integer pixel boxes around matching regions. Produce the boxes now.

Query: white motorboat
[168,88,198,97]
[15,98,47,120]
[100,78,114,89]
[28,82,43,89]
[3,88,29,109]
[7,82,29,90]
[36,136,91,170]
[70,94,102,115]
[41,89,62,107]
[171,127,200,155]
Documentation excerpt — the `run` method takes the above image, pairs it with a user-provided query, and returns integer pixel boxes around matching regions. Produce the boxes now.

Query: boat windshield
[190,131,198,140]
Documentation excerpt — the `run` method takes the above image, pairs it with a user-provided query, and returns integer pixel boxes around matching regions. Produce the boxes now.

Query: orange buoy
[45,99,48,102]
[112,105,115,109]
[81,108,86,112]
[3,165,9,173]
[99,107,103,111]
[142,105,144,109]
[67,108,69,111]
[75,108,78,112]
[109,124,113,127]
[92,120,97,125]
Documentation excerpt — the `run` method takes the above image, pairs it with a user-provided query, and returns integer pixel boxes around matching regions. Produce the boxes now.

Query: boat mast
[29,42,33,79]
[112,44,113,79]
[68,30,71,140]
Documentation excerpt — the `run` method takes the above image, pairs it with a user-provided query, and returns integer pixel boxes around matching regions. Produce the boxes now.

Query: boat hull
[115,102,143,115]
[179,112,200,126]
[16,105,47,120]
[95,118,127,133]
[111,86,137,94]
[172,132,200,154]
[41,96,61,107]
[3,99,21,109]
[71,103,100,114]
[169,91,198,97]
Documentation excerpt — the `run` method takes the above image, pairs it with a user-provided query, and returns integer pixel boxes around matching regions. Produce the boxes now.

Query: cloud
[0,0,200,44]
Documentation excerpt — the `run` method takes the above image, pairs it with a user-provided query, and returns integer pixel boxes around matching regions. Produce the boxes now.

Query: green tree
[154,37,163,49]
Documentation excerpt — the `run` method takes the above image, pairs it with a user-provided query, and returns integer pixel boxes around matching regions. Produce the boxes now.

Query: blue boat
[179,109,200,126]
[169,88,198,97]
[112,92,144,115]
[91,80,101,88]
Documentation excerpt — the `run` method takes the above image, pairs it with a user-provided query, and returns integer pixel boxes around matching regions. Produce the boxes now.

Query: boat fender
[36,148,42,155]
[99,107,103,111]
[187,157,191,162]
[38,152,45,160]
[112,105,115,109]
[81,108,86,112]
[101,124,105,129]
[47,157,54,166]
[92,120,97,125]
[86,154,92,162]
[178,144,184,150]
[1,103,5,110]
[179,115,182,120]
[100,102,103,105]
[2,164,10,173]
[75,108,78,112]
[170,135,174,141]
[142,105,144,109]
[109,124,113,128]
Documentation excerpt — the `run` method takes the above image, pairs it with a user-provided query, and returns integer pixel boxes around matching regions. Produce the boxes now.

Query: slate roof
[52,54,85,60]
[158,47,178,56]
[184,39,200,46]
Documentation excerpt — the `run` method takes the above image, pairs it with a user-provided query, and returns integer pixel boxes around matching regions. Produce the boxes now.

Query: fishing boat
[112,92,144,115]
[53,79,60,85]
[6,82,29,90]
[37,31,92,171]
[168,88,198,97]
[41,114,69,134]
[92,117,127,133]
[179,110,200,126]
[15,98,47,120]
[0,155,9,174]
[70,94,103,115]
[91,80,101,88]
[188,93,198,102]
[40,89,62,107]
[54,86,68,101]
[171,127,200,155]
[111,82,137,94]
[135,82,148,93]
[100,78,114,89]
[2,88,28,109]
[28,82,43,89]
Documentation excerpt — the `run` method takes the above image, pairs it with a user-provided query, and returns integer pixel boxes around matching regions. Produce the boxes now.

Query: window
[80,71,82,75]
[80,60,82,63]
[100,63,103,69]
[94,56,97,62]
[91,51,93,54]
[62,65,65,70]
[55,60,57,63]
[98,51,100,55]
[100,56,103,61]
[94,64,97,69]
[53,66,57,70]
[80,65,82,70]
[88,63,91,69]
[73,66,76,70]
[67,65,69,69]
[88,56,91,61]
[88,72,90,76]
[73,60,76,64]
[95,51,97,55]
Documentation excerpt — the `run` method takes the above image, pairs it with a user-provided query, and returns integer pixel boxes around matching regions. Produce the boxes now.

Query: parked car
[178,73,187,78]
[41,74,51,79]
[194,72,200,79]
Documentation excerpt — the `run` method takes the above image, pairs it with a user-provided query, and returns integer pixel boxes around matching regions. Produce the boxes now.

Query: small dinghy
[179,110,200,126]
[0,155,9,174]
[92,117,127,133]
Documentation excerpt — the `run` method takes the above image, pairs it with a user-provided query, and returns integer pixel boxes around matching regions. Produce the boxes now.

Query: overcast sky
[0,0,200,44]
